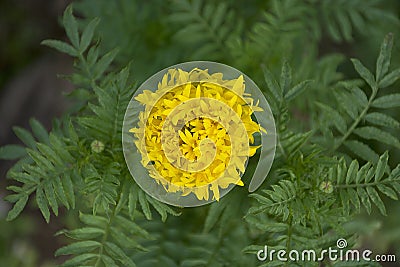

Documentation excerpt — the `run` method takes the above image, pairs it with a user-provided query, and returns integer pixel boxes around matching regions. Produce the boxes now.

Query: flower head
[130,68,265,201]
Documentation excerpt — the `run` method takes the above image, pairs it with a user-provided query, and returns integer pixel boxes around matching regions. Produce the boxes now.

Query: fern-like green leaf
[56,196,150,267]
[5,120,77,222]
[335,152,400,215]
[317,34,400,162]
[372,94,400,108]
[169,0,241,60]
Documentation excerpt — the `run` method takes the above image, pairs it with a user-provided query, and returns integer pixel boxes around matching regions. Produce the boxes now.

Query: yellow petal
[232,75,244,95]
[196,84,201,98]
[249,145,261,156]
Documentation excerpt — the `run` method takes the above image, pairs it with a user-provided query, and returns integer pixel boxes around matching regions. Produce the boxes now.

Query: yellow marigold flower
[129,68,265,201]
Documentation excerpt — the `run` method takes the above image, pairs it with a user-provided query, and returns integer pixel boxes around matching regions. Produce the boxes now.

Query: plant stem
[331,87,378,152]
[334,178,398,189]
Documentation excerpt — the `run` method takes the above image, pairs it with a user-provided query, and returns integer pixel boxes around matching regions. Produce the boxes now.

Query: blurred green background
[1,0,400,266]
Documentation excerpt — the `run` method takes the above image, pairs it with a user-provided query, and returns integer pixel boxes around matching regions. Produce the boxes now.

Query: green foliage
[4,121,76,223]
[2,6,179,263]
[168,0,242,60]
[249,0,310,62]
[314,0,399,42]
[334,152,400,216]
[56,210,149,267]
[316,34,400,163]
[1,1,400,267]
